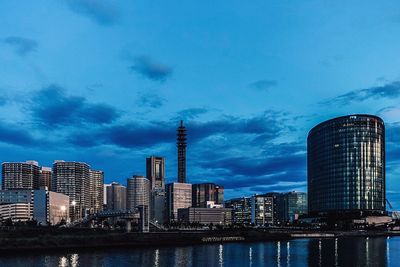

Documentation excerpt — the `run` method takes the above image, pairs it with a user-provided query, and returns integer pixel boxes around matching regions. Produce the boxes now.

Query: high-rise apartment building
[177,121,187,183]
[105,182,126,211]
[89,170,104,214]
[127,175,150,211]
[2,161,40,190]
[39,167,52,189]
[52,161,90,221]
[192,183,224,208]
[166,182,192,222]
[308,114,385,217]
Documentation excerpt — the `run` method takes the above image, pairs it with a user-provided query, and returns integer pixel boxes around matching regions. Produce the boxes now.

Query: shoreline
[0,228,399,253]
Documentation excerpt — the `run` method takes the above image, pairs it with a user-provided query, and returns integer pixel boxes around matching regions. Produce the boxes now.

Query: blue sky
[0,1,400,207]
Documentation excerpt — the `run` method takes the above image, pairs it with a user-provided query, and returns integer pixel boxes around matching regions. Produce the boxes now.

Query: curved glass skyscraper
[307,115,385,216]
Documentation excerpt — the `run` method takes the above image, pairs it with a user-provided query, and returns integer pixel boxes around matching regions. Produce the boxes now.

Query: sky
[0,1,399,207]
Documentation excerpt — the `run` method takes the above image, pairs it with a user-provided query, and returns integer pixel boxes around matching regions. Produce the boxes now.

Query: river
[0,236,397,266]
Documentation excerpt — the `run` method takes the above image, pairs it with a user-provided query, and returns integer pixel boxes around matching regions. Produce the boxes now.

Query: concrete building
[178,207,232,225]
[224,197,252,225]
[308,115,385,217]
[264,192,285,225]
[166,182,192,222]
[0,189,33,204]
[127,175,150,211]
[251,194,274,226]
[105,182,126,211]
[192,183,224,208]
[39,167,52,189]
[52,161,90,221]
[89,170,104,214]
[33,188,69,225]
[0,203,32,222]
[2,161,40,190]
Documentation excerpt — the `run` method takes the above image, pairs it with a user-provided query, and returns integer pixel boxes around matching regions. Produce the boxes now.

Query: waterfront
[0,236,398,267]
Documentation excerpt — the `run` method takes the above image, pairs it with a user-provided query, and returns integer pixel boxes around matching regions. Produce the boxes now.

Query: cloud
[323,81,400,105]
[0,122,37,146]
[4,36,38,56]
[30,84,120,127]
[176,108,208,120]
[249,79,278,91]
[66,0,119,26]
[129,56,172,82]
[136,92,166,108]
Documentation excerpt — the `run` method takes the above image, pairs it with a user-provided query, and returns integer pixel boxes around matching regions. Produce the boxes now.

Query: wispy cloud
[249,79,278,91]
[176,108,208,120]
[129,56,172,82]
[136,92,166,108]
[322,81,400,106]
[4,36,38,56]
[66,0,119,26]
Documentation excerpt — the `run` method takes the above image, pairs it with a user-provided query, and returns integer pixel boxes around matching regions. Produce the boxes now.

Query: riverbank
[0,228,399,252]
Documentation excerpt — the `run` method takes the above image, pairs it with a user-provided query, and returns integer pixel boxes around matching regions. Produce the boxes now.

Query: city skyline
[1,1,400,207]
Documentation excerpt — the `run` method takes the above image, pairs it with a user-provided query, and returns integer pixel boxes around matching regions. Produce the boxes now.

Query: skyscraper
[89,170,104,214]
[308,114,385,217]
[177,120,187,183]
[52,161,90,221]
[127,175,150,211]
[146,156,165,189]
[192,183,224,208]
[105,182,127,211]
[166,182,192,222]
[146,156,166,223]
[2,161,40,190]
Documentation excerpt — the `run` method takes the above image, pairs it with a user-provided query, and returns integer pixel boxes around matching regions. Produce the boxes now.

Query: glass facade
[308,115,385,216]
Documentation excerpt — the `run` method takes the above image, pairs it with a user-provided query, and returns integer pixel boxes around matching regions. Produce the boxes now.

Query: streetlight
[60,205,66,224]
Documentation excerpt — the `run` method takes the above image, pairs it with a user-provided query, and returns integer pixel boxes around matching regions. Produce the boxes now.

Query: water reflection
[0,237,397,267]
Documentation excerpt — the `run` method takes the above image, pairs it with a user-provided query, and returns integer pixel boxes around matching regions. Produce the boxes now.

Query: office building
[33,188,69,225]
[177,120,187,183]
[192,183,224,208]
[105,182,126,211]
[146,156,165,189]
[224,197,252,225]
[146,156,166,222]
[282,191,307,222]
[251,194,274,226]
[89,170,104,214]
[39,167,52,189]
[2,161,40,190]
[264,192,285,225]
[127,175,150,211]
[308,115,385,217]
[178,207,232,225]
[166,182,192,222]
[52,161,90,221]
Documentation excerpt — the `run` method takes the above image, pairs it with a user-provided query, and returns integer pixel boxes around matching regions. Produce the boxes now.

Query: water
[0,236,398,267]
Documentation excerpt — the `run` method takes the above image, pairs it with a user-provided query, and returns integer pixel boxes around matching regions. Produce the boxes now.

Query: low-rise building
[33,188,70,225]
[224,197,252,225]
[0,203,33,222]
[178,207,232,225]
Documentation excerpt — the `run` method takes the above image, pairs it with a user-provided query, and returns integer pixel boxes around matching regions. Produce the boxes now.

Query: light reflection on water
[0,236,398,267]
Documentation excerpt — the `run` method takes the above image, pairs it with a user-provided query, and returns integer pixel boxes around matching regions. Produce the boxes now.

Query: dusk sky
[0,1,399,207]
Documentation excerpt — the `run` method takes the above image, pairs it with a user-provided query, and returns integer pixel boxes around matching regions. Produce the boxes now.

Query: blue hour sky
[0,1,400,207]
